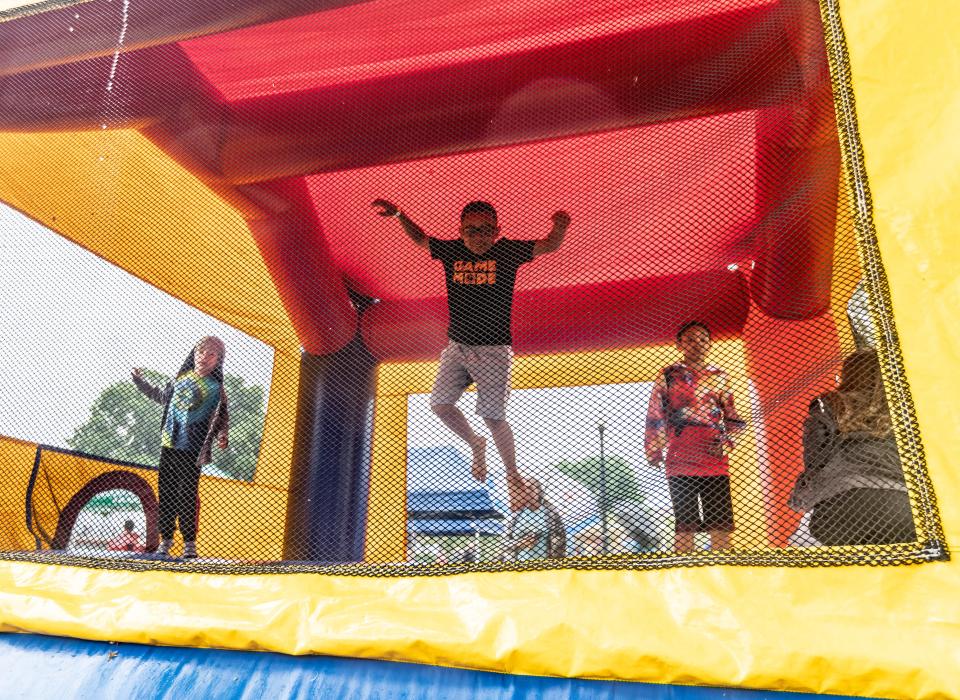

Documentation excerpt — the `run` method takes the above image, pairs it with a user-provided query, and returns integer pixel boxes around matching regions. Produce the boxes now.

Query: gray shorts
[430,342,513,421]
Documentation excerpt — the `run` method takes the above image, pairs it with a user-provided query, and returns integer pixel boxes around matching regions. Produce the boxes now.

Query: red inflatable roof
[2,0,839,357]
[309,112,758,302]
[180,0,777,100]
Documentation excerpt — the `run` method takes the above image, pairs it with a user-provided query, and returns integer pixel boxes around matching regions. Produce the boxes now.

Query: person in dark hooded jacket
[789,349,915,546]
[132,336,229,559]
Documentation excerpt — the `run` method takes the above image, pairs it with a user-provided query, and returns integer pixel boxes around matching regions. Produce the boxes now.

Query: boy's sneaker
[182,541,198,559]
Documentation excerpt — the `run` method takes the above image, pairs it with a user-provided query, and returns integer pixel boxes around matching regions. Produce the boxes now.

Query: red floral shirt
[645,363,745,477]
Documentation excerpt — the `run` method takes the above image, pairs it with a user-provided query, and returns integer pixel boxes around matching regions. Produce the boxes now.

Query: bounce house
[0,0,957,696]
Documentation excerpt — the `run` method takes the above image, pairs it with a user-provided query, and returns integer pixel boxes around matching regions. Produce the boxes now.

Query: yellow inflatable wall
[0,1,957,698]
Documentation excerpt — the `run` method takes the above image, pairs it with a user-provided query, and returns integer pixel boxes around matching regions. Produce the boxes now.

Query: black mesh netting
[0,0,947,574]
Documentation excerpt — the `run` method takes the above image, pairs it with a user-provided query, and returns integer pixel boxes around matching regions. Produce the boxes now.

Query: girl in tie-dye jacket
[132,336,229,559]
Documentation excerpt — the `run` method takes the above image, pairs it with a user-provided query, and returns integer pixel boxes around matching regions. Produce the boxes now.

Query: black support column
[282,335,378,563]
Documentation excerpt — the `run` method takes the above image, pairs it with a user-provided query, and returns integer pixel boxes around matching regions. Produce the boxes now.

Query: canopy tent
[407,489,503,521]
[408,519,504,538]
[407,490,505,561]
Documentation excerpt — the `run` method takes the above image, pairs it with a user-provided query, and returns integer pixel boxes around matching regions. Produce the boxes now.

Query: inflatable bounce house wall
[0,0,958,697]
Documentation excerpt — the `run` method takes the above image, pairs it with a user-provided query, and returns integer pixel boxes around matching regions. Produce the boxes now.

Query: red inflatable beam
[750,103,840,319]
[0,0,361,78]
[244,179,357,356]
[4,2,818,188]
[749,0,841,320]
[361,269,750,362]
[0,45,195,131]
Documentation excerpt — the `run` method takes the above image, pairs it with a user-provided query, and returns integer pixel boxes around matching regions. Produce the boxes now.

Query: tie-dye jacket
[133,372,229,466]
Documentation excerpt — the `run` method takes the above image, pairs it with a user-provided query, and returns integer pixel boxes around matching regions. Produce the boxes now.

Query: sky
[0,203,275,448]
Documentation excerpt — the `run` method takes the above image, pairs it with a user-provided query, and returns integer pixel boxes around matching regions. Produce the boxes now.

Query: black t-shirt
[429,237,536,346]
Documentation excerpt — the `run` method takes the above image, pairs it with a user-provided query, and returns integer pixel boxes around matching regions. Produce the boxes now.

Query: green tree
[554,455,643,504]
[67,369,166,466]
[67,371,266,481]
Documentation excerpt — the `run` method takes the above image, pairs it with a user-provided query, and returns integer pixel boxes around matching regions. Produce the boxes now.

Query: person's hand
[217,432,229,450]
[707,435,726,458]
[131,368,143,381]
[517,534,538,550]
[372,199,399,217]
[647,450,665,470]
[551,210,571,230]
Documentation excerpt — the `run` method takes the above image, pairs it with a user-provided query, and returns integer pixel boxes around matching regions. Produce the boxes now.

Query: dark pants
[810,487,917,546]
[158,447,203,542]
[667,475,735,533]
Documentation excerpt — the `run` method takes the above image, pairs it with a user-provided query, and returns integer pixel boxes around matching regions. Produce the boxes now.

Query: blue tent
[407,489,503,521]
[408,518,505,537]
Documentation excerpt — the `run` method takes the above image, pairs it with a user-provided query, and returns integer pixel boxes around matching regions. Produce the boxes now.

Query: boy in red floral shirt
[645,321,745,552]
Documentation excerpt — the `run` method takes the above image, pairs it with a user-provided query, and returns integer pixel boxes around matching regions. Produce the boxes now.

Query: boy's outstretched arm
[533,210,571,257]
[372,198,430,250]
[644,381,668,469]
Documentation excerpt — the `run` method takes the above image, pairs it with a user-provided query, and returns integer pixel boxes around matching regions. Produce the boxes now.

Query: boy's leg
[433,404,487,480]
[675,531,696,552]
[708,530,731,549]
[471,345,522,507]
[431,342,487,480]
[483,417,522,504]
[701,476,734,550]
[482,418,517,475]
[668,476,700,553]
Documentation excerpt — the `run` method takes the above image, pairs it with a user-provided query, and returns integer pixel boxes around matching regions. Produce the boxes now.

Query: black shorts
[668,475,735,533]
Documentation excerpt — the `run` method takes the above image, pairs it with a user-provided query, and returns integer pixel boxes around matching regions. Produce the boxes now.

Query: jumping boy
[372,199,570,507]
[645,321,745,552]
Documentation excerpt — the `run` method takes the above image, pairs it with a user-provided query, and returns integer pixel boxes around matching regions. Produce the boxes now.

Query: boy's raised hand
[533,210,572,257]
[374,199,430,248]
[371,199,399,217]
[516,534,539,550]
